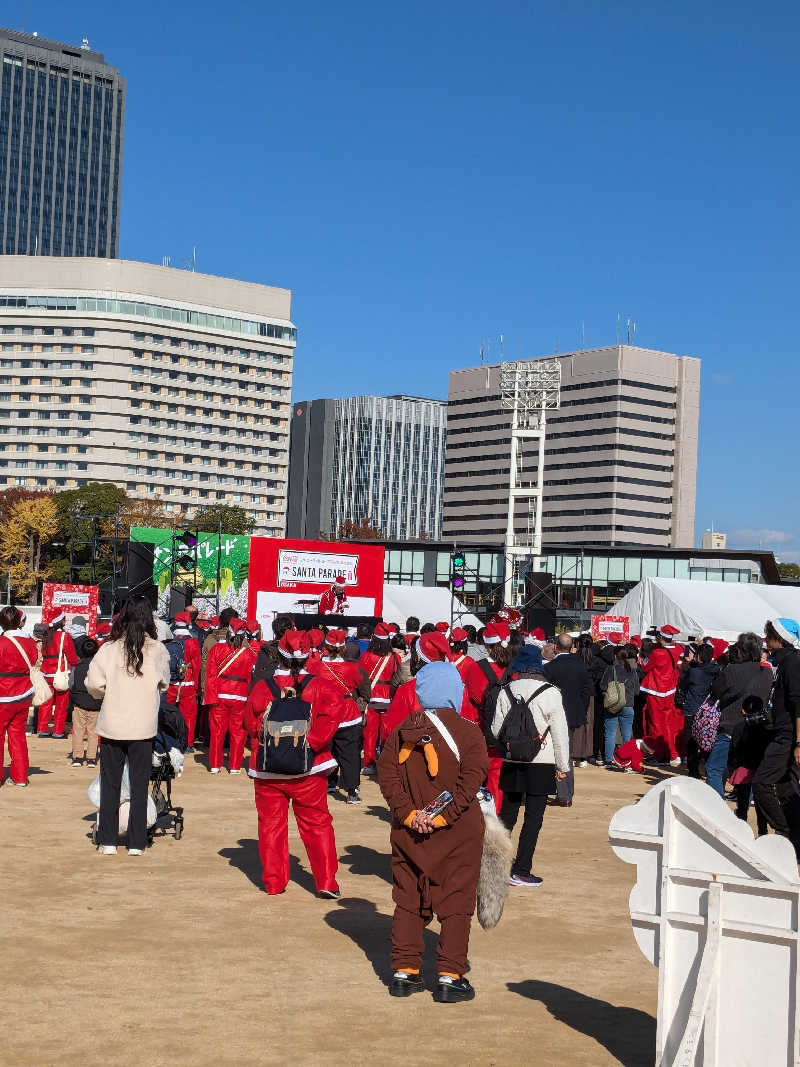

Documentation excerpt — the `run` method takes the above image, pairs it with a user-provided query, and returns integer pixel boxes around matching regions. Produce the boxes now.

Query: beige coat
[86,636,171,741]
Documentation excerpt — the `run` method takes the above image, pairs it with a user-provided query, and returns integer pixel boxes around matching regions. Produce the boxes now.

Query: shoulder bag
[6,635,52,706]
[603,663,627,716]
[53,632,70,693]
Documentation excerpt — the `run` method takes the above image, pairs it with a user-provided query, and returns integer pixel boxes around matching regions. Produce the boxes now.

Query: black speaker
[524,571,557,636]
[114,583,158,612]
[126,541,155,591]
[169,585,194,616]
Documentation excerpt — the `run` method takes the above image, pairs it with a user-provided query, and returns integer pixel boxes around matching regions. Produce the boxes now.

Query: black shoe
[71,756,84,767]
[346,789,362,805]
[317,888,341,900]
[86,760,97,769]
[185,745,195,754]
[51,733,66,740]
[389,971,425,997]
[37,732,51,738]
[433,976,475,1003]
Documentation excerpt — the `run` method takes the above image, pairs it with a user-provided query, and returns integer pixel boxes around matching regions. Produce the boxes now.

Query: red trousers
[363,706,386,767]
[254,774,339,895]
[487,754,504,814]
[166,684,198,746]
[643,695,683,761]
[37,689,69,735]
[0,700,30,784]
[209,699,247,770]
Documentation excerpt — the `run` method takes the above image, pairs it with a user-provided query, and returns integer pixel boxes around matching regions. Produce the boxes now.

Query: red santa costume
[448,627,474,685]
[615,624,682,771]
[464,620,512,811]
[165,611,202,747]
[95,621,112,645]
[359,623,401,773]
[246,664,342,896]
[435,621,450,638]
[381,632,477,743]
[37,615,79,737]
[0,611,36,785]
[319,577,349,617]
[204,619,257,774]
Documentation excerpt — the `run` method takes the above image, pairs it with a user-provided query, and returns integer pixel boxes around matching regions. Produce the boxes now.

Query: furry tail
[477,800,514,931]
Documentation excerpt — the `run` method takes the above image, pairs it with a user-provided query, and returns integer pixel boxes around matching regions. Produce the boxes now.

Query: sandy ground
[1,737,664,1067]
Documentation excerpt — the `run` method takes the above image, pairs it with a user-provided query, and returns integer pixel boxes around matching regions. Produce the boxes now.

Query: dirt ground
[1,737,664,1067]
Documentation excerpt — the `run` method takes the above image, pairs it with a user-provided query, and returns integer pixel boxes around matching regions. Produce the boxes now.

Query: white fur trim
[248,756,338,780]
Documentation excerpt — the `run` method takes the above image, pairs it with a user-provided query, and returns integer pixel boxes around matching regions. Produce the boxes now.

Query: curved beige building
[0,256,295,533]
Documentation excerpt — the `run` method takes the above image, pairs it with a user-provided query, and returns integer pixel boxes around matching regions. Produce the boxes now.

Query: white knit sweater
[491,675,571,772]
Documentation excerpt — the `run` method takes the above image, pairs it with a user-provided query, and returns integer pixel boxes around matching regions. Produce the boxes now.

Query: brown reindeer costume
[378,661,488,998]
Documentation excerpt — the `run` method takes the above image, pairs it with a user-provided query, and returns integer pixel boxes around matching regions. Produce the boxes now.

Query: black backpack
[257,676,314,776]
[478,659,513,742]
[495,683,553,762]
[165,637,188,685]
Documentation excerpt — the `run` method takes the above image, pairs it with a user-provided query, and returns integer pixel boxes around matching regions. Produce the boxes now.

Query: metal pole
[504,367,519,606]
[533,393,547,558]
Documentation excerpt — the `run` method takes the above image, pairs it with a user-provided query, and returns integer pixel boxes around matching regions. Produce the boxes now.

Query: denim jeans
[604,706,634,764]
[705,731,731,797]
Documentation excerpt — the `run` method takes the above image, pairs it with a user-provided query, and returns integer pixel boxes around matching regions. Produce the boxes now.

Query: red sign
[591,614,630,643]
[41,583,99,637]
[247,537,385,630]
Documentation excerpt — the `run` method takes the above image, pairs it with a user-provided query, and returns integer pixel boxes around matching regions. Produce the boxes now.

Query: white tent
[609,577,800,643]
[382,584,482,630]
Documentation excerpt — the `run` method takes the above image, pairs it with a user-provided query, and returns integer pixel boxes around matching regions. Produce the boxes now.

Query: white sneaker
[210,767,220,774]
[577,760,588,769]
[98,845,117,855]
[669,757,682,769]
[229,768,241,775]
[361,765,376,777]
[128,848,145,856]
[12,780,28,787]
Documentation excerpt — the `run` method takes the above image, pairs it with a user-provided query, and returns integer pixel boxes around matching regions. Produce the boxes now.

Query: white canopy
[382,583,482,630]
[608,577,800,643]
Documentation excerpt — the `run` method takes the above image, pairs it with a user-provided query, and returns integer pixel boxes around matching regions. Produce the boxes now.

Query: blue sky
[19,1,800,555]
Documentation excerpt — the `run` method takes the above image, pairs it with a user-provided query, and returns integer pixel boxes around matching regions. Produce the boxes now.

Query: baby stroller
[148,698,187,842]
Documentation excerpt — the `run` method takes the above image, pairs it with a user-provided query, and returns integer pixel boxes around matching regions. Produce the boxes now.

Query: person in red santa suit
[0,606,37,786]
[307,628,371,803]
[307,628,325,663]
[165,611,202,750]
[359,623,402,775]
[204,618,257,775]
[448,628,474,685]
[37,611,79,738]
[404,615,420,651]
[435,621,450,638]
[95,621,112,645]
[382,632,478,742]
[614,624,682,771]
[319,576,349,617]
[464,620,513,811]
[245,654,342,897]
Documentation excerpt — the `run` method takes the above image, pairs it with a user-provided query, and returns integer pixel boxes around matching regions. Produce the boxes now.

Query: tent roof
[609,577,800,643]
[382,584,482,630]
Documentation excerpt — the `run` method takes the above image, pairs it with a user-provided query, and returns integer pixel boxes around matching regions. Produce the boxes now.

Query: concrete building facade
[0,28,125,258]
[0,256,296,534]
[288,394,446,541]
[443,345,700,548]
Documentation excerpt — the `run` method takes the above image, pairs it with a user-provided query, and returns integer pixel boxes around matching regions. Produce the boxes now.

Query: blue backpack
[164,638,188,685]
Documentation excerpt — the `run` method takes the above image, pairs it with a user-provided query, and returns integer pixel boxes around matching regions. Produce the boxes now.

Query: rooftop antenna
[499,332,504,362]
[626,316,637,344]
[81,37,90,49]
[161,255,171,267]
[616,312,621,344]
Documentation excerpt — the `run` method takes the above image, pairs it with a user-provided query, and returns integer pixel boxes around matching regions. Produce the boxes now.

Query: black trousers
[499,791,548,876]
[752,730,800,858]
[98,738,153,851]
[330,724,362,793]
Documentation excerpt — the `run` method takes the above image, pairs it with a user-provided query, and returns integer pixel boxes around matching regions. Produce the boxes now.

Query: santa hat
[417,631,451,664]
[228,618,248,635]
[606,632,623,645]
[435,621,450,635]
[18,609,26,627]
[630,635,642,648]
[496,608,511,621]
[507,608,522,629]
[173,611,192,629]
[705,637,729,660]
[449,627,468,644]
[388,622,400,634]
[658,624,680,640]
[46,609,66,626]
[334,575,346,586]
[373,622,392,642]
[196,619,211,631]
[245,619,261,637]
[483,621,511,647]
[324,628,347,648]
[96,621,112,637]
[307,628,324,649]
[278,630,310,660]
[531,627,546,642]
[210,616,220,627]
[769,618,800,650]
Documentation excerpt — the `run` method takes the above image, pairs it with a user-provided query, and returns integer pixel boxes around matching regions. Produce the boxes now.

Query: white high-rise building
[0,256,296,533]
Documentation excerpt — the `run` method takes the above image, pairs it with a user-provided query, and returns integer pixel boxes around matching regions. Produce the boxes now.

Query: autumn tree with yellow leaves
[0,495,59,601]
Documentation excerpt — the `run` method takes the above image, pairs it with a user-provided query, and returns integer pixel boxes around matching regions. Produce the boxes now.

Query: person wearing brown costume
[377,660,488,1003]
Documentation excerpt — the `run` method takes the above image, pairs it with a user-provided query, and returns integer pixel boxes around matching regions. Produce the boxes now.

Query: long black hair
[110,596,157,677]
[0,606,22,631]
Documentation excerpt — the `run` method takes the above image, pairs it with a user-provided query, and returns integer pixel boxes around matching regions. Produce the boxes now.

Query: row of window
[127,415,286,444]
[131,333,291,363]
[1,344,95,353]
[448,377,678,410]
[0,295,297,342]
[1,325,94,336]
[127,433,283,459]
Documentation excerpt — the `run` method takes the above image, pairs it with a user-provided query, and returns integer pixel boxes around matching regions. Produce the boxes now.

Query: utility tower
[500,358,561,605]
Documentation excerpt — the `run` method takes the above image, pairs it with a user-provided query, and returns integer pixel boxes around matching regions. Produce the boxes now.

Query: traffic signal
[451,550,466,592]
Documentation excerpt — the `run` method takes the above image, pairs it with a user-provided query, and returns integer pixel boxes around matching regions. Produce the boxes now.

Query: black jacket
[600,660,640,707]
[767,647,800,736]
[250,641,282,692]
[678,660,721,719]
[711,661,774,736]
[544,652,592,728]
[70,658,102,713]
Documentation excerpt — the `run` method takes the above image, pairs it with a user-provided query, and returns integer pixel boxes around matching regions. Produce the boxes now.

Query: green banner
[130,527,251,615]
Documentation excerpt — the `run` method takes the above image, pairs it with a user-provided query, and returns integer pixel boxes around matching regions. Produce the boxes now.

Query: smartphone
[421,790,453,818]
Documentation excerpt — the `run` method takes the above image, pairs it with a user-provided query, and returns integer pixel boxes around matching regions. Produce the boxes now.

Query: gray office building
[0,28,125,258]
[443,345,700,548]
[288,395,447,541]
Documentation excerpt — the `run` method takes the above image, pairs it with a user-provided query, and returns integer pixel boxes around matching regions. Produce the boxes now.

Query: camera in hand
[742,694,771,728]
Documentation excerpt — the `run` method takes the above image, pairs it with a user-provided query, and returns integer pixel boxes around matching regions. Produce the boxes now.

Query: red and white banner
[248,538,385,632]
[591,614,630,642]
[41,583,99,636]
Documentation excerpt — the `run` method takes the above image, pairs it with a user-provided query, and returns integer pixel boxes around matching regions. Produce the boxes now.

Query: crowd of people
[1,597,800,1001]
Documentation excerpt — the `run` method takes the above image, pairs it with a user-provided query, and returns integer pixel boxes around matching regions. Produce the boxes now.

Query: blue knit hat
[771,618,800,650]
[415,661,464,712]
[511,644,543,673]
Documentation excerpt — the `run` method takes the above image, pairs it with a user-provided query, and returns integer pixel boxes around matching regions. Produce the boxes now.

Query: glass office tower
[0,28,125,257]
